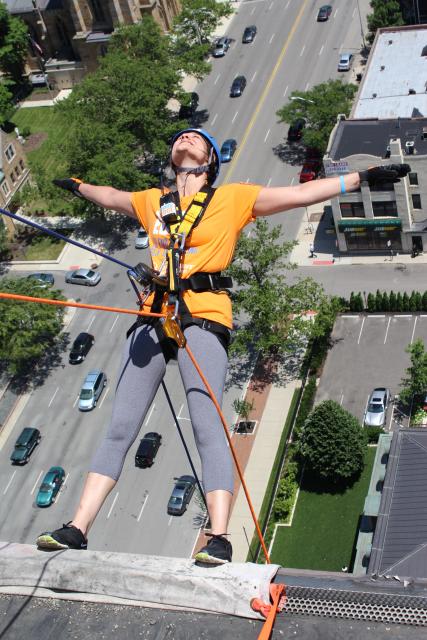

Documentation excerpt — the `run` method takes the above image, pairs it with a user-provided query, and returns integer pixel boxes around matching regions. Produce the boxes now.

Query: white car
[65,268,101,286]
[364,388,390,427]
[338,53,353,71]
[135,228,149,249]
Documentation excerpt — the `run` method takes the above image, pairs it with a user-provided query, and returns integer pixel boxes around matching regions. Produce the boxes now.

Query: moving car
[287,118,306,142]
[299,160,321,183]
[135,228,149,250]
[213,37,231,58]
[36,467,65,507]
[78,370,107,411]
[69,332,95,364]
[65,268,101,286]
[220,139,237,162]
[135,432,162,468]
[317,5,332,21]
[167,475,196,515]
[364,388,391,427]
[242,25,257,43]
[230,76,246,98]
[26,273,55,287]
[10,427,41,465]
[338,53,353,71]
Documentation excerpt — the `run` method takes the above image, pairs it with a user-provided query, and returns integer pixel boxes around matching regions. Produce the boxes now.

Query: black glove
[359,164,411,186]
[52,177,83,198]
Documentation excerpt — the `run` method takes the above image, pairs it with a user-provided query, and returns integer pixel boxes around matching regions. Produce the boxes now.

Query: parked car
[317,5,332,21]
[69,332,94,364]
[230,75,247,98]
[10,427,41,465]
[364,388,391,427]
[287,118,306,142]
[78,370,107,411]
[65,268,101,286]
[36,466,65,507]
[338,52,353,71]
[299,160,321,183]
[135,228,149,250]
[167,475,196,515]
[220,139,237,162]
[242,25,257,43]
[135,432,162,468]
[26,273,55,287]
[178,92,199,119]
[213,37,231,58]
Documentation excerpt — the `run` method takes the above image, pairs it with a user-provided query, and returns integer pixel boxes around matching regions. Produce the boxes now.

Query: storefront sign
[324,160,350,176]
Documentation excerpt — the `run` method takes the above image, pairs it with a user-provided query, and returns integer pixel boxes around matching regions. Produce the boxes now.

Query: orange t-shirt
[131,183,262,328]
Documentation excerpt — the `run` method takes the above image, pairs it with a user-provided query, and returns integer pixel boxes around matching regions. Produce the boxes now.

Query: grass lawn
[270,446,376,571]
[23,235,66,260]
[12,106,69,175]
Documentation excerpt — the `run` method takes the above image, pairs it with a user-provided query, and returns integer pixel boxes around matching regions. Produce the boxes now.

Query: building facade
[325,25,427,254]
[0,130,30,232]
[6,0,181,89]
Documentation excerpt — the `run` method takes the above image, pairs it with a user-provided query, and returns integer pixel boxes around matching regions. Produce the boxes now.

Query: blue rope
[0,206,134,271]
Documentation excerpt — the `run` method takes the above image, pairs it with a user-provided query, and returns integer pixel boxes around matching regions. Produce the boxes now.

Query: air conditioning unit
[406,141,415,154]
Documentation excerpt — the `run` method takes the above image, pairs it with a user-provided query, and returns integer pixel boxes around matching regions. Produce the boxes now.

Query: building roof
[328,117,427,160]
[353,26,427,119]
[369,429,427,579]
[4,0,56,13]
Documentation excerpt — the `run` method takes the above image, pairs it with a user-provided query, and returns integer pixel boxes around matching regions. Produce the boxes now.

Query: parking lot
[316,313,427,430]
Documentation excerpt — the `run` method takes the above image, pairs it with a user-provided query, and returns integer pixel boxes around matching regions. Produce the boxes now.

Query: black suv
[230,76,247,98]
[287,118,306,142]
[135,432,162,468]
[242,25,257,43]
[10,427,41,464]
[69,332,95,364]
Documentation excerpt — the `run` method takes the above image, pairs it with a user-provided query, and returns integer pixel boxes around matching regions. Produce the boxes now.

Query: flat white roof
[353,26,427,119]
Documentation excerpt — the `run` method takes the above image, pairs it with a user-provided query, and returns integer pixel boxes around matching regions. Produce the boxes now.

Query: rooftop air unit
[406,141,415,154]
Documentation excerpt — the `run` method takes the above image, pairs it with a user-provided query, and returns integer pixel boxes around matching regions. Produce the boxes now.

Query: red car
[299,161,320,183]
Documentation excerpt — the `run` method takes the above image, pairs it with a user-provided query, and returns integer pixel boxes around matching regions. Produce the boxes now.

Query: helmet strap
[174,164,210,175]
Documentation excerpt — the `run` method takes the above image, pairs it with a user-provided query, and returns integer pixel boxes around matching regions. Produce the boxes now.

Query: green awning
[338,218,402,232]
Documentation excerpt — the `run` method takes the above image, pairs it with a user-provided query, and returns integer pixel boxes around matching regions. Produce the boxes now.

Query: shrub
[366,427,384,444]
[294,376,317,438]
[422,291,427,312]
[396,292,403,312]
[389,291,397,311]
[22,126,31,138]
[409,291,417,312]
[375,289,382,311]
[382,291,389,312]
[402,292,410,311]
[367,292,376,312]
[355,292,364,311]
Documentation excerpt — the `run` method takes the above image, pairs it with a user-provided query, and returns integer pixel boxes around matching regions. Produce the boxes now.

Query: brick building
[0,129,30,232]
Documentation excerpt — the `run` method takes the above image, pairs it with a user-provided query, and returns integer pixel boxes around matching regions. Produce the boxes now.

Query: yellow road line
[223,0,310,183]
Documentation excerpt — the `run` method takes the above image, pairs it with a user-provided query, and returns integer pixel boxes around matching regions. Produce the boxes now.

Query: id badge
[160,193,181,224]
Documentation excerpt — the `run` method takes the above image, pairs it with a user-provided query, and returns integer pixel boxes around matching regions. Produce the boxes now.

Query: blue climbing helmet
[170,128,221,183]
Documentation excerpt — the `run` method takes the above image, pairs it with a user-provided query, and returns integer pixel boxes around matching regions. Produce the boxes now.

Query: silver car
[338,52,353,71]
[364,388,390,427]
[212,37,231,58]
[135,228,149,249]
[78,370,107,411]
[65,268,101,286]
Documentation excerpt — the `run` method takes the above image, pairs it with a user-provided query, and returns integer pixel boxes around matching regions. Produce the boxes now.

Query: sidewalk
[290,203,427,267]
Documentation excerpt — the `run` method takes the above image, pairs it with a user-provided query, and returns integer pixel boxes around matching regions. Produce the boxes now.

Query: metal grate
[282,586,427,626]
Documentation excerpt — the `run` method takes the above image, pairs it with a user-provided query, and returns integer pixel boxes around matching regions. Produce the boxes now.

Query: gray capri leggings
[90,323,234,494]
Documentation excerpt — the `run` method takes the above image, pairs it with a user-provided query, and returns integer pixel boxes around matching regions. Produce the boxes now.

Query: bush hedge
[349,290,427,312]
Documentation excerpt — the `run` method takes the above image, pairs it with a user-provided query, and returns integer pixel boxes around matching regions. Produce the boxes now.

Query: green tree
[0,80,13,126]
[399,338,427,404]
[402,291,410,311]
[367,0,404,45]
[409,291,417,312]
[396,291,403,312]
[298,400,366,483]
[0,278,65,375]
[0,219,8,255]
[367,292,376,312]
[382,291,389,312]
[375,289,382,311]
[389,290,397,311]
[355,292,364,311]
[227,218,325,356]
[422,291,427,312]
[349,292,355,311]
[276,80,357,153]
[0,2,28,83]
[415,291,422,311]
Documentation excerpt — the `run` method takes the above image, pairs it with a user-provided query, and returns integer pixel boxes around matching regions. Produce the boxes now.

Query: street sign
[324,160,350,176]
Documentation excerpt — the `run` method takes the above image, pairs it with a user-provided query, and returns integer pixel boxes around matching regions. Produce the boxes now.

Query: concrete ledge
[0,542,280,620]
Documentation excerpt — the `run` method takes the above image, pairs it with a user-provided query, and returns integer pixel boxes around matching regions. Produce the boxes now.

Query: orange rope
[185,343,271,564]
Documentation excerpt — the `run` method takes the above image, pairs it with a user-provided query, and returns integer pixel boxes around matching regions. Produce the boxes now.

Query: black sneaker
[36,522,87,550]
[194,534,232,565]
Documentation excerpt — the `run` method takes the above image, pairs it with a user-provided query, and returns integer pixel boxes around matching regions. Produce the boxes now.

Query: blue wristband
[340,175,346,194]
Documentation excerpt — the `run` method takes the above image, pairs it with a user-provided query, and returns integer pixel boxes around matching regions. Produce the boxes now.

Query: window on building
[412,194,422,209]
[19,159,25,171]
[1,180,10,196]
[372,201,398,217]
[340,202,365,218]
[409,172,418,186]
[369,181,395,191]
[5,144,15,162]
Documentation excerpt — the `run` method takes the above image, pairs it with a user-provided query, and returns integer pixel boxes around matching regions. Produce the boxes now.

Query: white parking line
[269,34,275,44]
[98,386,109,409]
[339,393,344,406]
[48,387,59,408]
[109,315,119,333]
[73,394,79,408]
[55,473,69,505]
[137,495,149,522]
[352,7,356,18]
[334,8,339,18]
[384,317,391,344]
[264,129,270,143]
[107,492,119,519]
[251,7,255,15]
[283,85,288,98]
[214,74,220,85]
[267,177,272,187]
[388,405,394,432]
[305,82,310,91]
[395,315,411,318]
[86,314,96,332]
[4,470,17,495]
[232,111,238,123]
[411,317,418,344]
[300,44,305,56]
[251,71,257,83]
[357,316,365,344]
[290,177,295,185]
[269,1,273,10]
[168,515,174,527]
[145,403,155,426]
[30,470,43,495]
[211,114,218,127]
[319,45,324,56]
[362,395,369,423]
[285,0,290,8]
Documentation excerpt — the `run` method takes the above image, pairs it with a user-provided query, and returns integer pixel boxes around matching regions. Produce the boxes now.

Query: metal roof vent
[380,65,385,71]
[422,45,427,56]
[406,141,415,154]
[372,93,377,98]
[408,88,416,95]
[388,39,393,45]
